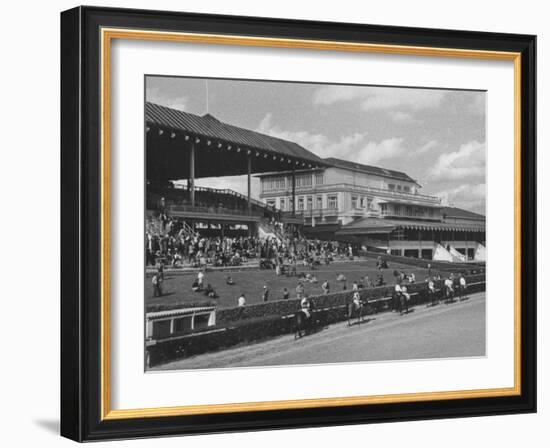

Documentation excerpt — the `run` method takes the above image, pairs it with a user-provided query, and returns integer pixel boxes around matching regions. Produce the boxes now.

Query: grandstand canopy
[146,102,327,181]
[337,217,486,236]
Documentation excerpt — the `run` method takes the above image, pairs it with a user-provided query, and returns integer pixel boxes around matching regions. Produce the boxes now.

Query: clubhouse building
[258,159,486,262]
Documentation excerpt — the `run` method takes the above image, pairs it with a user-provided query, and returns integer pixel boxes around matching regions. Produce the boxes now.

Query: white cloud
[146,86,188,111]
[313,86,446,111]
[428,140,485,181]
[418,140,439,154]
[389,111,416,123]
[437,183,486,214]
[257,113,407,165]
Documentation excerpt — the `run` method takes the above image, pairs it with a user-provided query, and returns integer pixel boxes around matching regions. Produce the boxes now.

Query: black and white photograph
[144,76,487,371]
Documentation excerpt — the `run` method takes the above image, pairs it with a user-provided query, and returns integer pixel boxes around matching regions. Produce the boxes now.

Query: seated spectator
[238,294,246,307]
[191,279,200,292]
[203,283,218,299]
[336,273,347,282]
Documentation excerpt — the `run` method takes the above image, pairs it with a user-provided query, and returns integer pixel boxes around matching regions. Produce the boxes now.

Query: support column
[292,169,296,217]
[465,231,469,260]
[190,142,196,207]
[451,229,455,249]
[418,229,422,258]
[247,154,252,216]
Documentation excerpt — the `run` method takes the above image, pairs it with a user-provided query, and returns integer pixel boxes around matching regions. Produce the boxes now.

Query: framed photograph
[60,6,536,441]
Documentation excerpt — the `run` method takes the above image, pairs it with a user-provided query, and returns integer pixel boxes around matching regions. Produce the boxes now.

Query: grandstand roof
[146,102,327,179]
[441,206,485,221]
[336,217,486,235]
[324,157,418,184]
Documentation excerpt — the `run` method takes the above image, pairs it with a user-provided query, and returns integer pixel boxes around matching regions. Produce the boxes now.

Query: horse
[392,292,409,315]
[294,309,318,339]
[458,284,468,301]
[444,286,455,303]
[347,300,367,326]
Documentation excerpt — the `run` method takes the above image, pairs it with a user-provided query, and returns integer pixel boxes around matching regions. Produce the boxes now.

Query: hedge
[146,273,485,367]
[360,250,485,274]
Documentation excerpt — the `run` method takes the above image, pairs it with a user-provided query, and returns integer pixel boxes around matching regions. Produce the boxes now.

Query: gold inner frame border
[99,27,522,421]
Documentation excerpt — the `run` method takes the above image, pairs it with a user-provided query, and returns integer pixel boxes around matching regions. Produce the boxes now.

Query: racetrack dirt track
[153,292,486,371]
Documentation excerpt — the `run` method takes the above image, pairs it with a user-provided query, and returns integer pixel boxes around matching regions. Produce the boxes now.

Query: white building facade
[258,158,485,261]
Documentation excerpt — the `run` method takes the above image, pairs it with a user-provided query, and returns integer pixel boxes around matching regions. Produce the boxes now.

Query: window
[394,204,402,216]
[403,186,410,193]
[263,176,285,192]
[316,195,323,210]
[351,196,358,209]
[360,197,364,207]
[279,197,286,211]
[406,205,413,216]
[307,196,313,210]
[296,174,312,188]
[397,185,402,191]
[298,197,305,211]
[327,195,338,209]
[315,172,324,185]
[380,203,388,215]
[366,196,373,210]
[388,184,396,191]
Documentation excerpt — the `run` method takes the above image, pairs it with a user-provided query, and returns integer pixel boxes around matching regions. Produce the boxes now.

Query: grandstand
[145,102,326,240]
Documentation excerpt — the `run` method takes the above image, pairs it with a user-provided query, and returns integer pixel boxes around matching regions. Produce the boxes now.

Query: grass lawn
[146,258,455,310]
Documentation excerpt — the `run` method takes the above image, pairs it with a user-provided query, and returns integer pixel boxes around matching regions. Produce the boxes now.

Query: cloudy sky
[146,76,486,214]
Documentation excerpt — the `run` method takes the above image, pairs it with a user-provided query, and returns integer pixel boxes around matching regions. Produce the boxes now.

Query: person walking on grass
[152,274,162,297]
[262,285,270,302]
[296,282,305,300]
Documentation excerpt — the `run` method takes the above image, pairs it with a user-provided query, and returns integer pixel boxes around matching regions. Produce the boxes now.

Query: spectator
[336,273,346,282]
[152,274,162,297]
[282,288,290,300]
[238,294,246,307]
[197,270,205,290]
[296,282,305,300]
[262,285,269,302]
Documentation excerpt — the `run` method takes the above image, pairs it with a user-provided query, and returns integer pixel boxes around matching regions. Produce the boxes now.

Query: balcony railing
[261,182,441,204]
[167,204,263,218]
[280,208,340,218]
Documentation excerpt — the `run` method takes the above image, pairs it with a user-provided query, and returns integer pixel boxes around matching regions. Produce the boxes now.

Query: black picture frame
[61,5,536,442]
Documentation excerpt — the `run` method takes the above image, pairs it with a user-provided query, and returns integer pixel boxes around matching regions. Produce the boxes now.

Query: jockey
[300,296,312,319]
[393,282,403,311]
[352,291,362,308]
[459,275,467,298]
[444,276,454,298]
